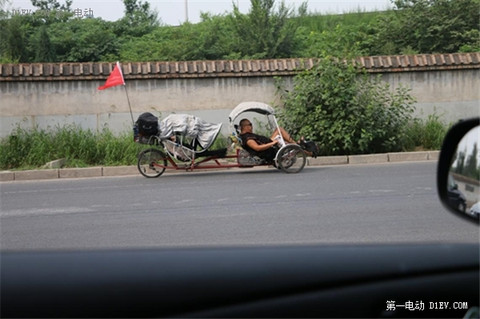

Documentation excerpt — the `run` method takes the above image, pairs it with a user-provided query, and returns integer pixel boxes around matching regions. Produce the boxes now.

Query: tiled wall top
[1,52,478,81]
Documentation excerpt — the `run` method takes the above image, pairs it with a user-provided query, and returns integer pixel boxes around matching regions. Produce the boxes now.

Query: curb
[0,151,440,182]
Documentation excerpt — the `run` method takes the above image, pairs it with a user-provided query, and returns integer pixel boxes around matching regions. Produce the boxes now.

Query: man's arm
[246,139,278,152]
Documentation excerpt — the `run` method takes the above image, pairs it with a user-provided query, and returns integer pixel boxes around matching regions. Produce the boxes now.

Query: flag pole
[123,84,134,125]
[116,61,134,125]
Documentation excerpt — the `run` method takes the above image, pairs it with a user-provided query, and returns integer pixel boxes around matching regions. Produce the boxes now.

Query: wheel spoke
[137,149,167,178]
[276,145,306,173]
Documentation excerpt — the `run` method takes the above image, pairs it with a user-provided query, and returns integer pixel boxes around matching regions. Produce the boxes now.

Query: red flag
[98,62,125,90]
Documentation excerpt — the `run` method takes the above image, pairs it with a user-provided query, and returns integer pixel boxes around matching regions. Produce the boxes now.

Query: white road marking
[1,207,94,218]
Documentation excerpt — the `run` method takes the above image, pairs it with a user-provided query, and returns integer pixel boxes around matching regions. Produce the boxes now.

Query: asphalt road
[1,162,478,251]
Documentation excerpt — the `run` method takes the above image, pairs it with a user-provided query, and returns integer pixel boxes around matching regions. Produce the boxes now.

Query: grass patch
[403,114,450,151]
[0,125,145,170]
[0,114,450,170]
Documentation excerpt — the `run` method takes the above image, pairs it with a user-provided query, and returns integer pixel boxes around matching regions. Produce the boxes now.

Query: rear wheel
[137,149,168,178]
[276,144,306,173]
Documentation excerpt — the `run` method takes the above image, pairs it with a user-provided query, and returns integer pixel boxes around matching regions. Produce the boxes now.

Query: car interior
[1,117,479,318]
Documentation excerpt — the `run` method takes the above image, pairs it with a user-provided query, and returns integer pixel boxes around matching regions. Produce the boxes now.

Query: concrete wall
[1,57,479,138]
[1,76,286,137]
[383,69,480,121]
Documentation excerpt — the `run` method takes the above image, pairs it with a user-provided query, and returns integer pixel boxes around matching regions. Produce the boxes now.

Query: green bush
[276,57,415,155]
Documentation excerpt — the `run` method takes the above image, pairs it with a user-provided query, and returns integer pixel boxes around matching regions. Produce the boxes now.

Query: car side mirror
[437,117,480,225]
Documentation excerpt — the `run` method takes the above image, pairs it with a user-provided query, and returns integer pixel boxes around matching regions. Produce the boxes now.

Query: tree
[31,0,73,23]
[49,18,119,62]
[119,12,239,62]
[119,24,204,61]
[231,0,297,59]
[115,0,160,38]
[370,0,480,54]
[34,25,54,62]
[0,14,29,62]
[298,23,370,59]
[454,149,466,175]
[31,0,72,11]
[196,13,238,60]
[464,143,479,179]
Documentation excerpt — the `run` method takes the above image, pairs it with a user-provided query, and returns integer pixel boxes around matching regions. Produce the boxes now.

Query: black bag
[136,112,159,137]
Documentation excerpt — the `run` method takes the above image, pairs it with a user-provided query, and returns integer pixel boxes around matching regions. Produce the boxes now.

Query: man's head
[239,119,253,133]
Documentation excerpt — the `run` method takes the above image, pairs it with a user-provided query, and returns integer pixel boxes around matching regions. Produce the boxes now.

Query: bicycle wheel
[137,148,168,178]
[276,144,306,174]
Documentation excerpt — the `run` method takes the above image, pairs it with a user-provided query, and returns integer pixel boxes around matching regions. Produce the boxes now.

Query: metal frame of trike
[136,101,306,178]
[139,146,245,174]
[137,143,306,178]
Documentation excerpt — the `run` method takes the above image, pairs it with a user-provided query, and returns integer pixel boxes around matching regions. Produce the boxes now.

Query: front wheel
[137,149,168,178]
[275,144,306,174]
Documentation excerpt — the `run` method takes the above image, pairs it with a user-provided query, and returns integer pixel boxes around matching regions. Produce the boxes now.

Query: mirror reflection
[449,125,480,220]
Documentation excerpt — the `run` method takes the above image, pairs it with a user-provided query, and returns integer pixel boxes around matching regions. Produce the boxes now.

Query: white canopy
[228,102,275,123]
[159,114,222,150]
